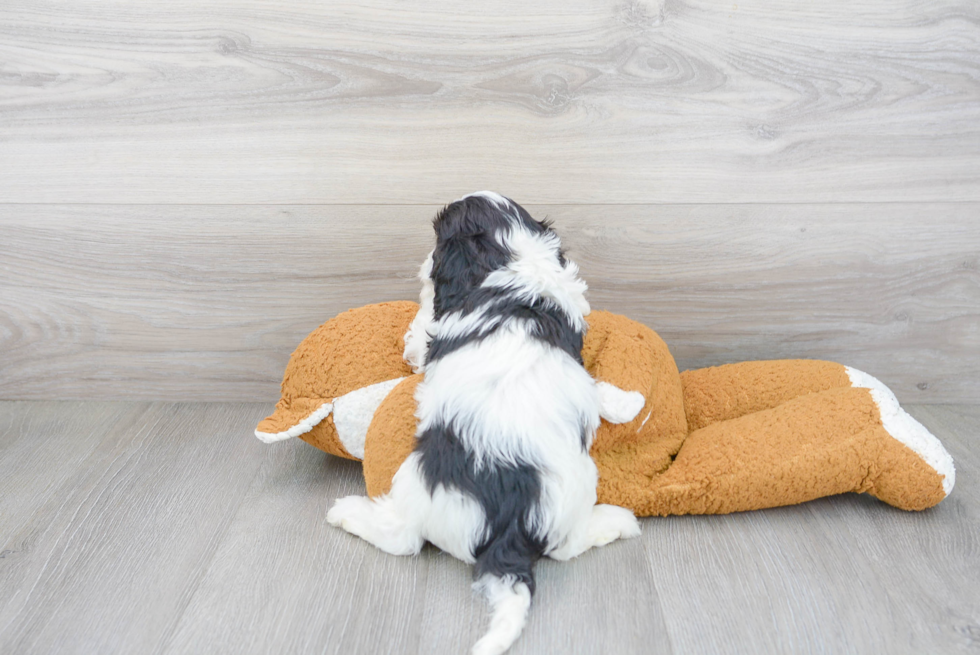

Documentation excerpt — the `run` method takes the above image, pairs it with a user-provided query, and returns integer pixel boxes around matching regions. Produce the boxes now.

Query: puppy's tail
[467,468,543,654]
[471,574,532,655]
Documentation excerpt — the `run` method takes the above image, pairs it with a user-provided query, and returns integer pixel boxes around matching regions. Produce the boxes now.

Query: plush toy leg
[597,385,954,516]
[680,359,853,431]
[547,504,641,561]
[363,376,424,498]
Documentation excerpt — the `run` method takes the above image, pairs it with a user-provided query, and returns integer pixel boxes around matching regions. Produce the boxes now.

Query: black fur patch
[425,194,584,367]
[430,195,550,320]
[425,296,583,365]
[415,421,547,594]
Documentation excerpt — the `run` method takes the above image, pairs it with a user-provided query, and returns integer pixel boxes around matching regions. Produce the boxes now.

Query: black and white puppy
[327,191,642,655]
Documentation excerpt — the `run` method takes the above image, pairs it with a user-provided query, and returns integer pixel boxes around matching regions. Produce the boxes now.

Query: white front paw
[597,382,646,424]
[402,325,429,373]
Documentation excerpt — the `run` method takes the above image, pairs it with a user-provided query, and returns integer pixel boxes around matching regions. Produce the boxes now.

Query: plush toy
[255,301,954,515]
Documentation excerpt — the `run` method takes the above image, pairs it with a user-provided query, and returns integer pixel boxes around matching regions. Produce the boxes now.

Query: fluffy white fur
[482,228,592,325]
[596,381,646,425]
[471,575,532,655]
[329,192,641,655]
[403,250,434,374]
[328,453,484,561]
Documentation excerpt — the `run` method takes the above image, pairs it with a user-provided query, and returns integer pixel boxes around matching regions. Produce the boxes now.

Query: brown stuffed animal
[256,301,954,515]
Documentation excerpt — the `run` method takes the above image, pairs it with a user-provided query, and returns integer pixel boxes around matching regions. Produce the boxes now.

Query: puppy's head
[429,191,589,325]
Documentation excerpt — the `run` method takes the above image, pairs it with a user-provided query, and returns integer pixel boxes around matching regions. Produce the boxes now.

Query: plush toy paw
[588,504,642,547]
[596,382,646,424]
[846,367,955,497]
[842,367,956,510]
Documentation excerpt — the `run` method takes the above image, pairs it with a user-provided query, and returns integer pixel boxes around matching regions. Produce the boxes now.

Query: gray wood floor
[1,401,977,654]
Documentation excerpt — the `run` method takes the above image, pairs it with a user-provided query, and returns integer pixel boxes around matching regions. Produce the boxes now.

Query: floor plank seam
[152,420,272,655]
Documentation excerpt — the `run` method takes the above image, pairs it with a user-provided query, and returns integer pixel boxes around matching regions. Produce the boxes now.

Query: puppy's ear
[432,199,466,241]
[433,197,507,243]
[430,200,510,317]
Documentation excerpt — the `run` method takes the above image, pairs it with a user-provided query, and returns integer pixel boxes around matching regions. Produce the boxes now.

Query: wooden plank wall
[1,0,978,402]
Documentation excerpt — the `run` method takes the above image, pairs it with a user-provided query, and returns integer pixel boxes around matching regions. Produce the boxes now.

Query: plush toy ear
[255,301,418,459]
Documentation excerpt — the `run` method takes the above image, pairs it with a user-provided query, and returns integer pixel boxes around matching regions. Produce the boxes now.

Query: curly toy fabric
[256,303,954,515]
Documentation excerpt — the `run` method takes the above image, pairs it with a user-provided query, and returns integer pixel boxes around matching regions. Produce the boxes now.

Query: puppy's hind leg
[326,455,428,556]
[548,504,641,561]
[326,495,424,556]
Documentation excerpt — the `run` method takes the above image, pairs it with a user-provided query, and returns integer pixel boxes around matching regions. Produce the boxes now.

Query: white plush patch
[596,381,646,424]
[637,409,654,433]
[254,402,333,444]
[333,377,406,459]
[846,367,956,496]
